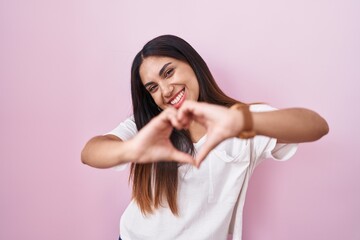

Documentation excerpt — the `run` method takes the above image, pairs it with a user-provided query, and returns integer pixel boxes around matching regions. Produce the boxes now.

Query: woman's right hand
[129,107,196,165]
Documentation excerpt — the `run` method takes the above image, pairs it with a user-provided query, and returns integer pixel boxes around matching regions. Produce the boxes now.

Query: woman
[81,35,329,240]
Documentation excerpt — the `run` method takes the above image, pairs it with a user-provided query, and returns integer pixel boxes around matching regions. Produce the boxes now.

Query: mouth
[168,88,186,108]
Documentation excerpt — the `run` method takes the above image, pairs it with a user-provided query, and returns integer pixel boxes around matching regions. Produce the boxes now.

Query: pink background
[1,0,359,239]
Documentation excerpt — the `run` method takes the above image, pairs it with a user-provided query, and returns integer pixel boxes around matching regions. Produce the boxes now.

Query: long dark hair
[130,35,239,215]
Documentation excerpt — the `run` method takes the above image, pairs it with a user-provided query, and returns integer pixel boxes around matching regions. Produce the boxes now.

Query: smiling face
[139,56,200,110]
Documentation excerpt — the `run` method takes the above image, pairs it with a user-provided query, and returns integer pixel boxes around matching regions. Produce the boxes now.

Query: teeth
[170,90,184,105]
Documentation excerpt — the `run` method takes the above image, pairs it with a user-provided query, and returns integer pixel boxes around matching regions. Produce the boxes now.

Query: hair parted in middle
[130,35,240,215]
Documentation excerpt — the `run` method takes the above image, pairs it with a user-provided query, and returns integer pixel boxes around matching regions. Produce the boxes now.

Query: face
[139,56,200,110]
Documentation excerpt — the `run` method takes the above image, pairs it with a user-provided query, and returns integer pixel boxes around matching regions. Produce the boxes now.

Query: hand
[130,107,196,165]
[177,101,245,167]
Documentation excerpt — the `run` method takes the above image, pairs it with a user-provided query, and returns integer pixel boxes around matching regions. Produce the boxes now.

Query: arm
[81,135,137,169]
[81,108,195,169]
[176,101,329,165]
[252,108,329,143]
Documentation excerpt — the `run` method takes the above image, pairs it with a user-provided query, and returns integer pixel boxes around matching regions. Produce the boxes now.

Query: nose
[159,83,174,99]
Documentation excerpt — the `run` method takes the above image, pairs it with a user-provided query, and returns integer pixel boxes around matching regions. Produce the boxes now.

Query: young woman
[81,35,329,240]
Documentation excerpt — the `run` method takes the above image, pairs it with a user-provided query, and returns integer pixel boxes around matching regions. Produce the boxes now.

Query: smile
[169,88,186,107]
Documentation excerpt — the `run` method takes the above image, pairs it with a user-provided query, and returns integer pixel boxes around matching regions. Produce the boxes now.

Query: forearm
[81,135,136,169]
[251,108,329,143]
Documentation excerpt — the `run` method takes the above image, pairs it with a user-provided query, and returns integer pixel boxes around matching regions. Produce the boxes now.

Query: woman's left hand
[177,100,245,167]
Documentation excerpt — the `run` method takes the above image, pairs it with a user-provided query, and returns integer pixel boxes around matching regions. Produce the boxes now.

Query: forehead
[139,56,176,80]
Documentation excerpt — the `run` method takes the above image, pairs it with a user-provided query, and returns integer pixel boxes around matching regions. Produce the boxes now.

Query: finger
[153,110,174,131]
[168,112,183,130]
[159,107,184,130]
[178,101,208,126]
[177,111,193,129]
[177,101,199,121]
[177,106,194,126]
[169,150,196,166]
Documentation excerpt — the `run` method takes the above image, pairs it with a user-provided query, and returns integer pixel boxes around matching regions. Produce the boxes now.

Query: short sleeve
[105,115,138,141]
[249,104,298,167]
[105,116,138,171]
[252,136,298,161]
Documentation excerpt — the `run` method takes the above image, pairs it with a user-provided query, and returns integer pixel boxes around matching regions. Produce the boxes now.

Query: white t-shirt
[108,104,298,240]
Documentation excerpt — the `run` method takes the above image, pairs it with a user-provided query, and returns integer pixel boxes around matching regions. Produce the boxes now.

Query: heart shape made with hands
[135,100,243,168]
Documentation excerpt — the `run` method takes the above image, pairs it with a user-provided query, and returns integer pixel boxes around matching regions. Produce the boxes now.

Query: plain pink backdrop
[1,0,359,239]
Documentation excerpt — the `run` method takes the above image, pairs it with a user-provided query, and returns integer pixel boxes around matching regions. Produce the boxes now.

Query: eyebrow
[159,62,172,77]
[143,62,172,89]
[144,81,154,89]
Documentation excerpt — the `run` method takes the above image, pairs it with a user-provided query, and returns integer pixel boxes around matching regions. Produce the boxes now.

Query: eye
[148,84,158,93]
[164,68,174,78]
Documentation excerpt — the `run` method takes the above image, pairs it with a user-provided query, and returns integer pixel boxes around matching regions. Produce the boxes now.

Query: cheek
[152,93,163,105]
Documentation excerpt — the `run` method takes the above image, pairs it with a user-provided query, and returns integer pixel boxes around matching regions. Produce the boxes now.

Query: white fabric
[107,104,298,240]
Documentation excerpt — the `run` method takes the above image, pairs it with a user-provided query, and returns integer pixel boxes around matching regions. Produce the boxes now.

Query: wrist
[230,103,256,139]
[119,139,139,163]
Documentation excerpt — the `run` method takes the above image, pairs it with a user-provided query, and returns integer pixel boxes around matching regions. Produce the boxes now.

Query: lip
[168,88,186,109]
